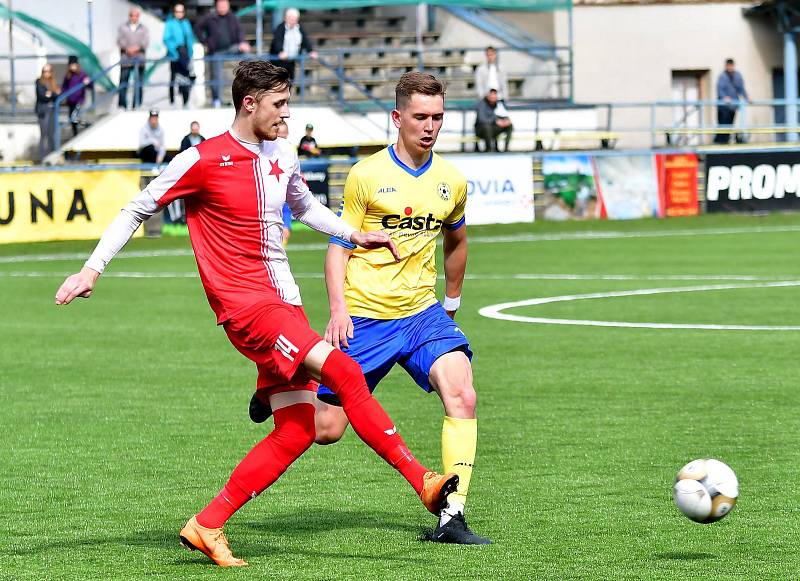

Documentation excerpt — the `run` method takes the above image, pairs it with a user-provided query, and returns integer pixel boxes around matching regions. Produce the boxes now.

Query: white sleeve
[285,157,356,241]
[84,189,159,274]
[83,147,202,274]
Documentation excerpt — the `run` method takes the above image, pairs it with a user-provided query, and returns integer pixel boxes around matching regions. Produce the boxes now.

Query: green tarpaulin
[0,2,114,91]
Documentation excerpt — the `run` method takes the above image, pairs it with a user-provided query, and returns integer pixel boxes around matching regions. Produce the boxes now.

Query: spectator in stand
[35,63,60,161]
[138,110,166,164]
[298,123,320,157]
[61,56,92,137]
[475,46,509,104]
[195,0,250,108]
[270,7,317,81]
[164,2,195,107]
[715,58,751,144]
[117,6,149,109]
[180,121,206,152]
[475,89,513,152]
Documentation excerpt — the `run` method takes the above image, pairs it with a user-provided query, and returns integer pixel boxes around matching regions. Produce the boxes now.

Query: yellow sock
[442,416,477,508]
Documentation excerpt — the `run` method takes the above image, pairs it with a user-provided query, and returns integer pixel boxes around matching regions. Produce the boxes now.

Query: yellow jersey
[331,146,467,319]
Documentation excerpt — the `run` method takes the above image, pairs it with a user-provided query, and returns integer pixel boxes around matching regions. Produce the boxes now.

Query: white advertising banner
[444,153,534,225]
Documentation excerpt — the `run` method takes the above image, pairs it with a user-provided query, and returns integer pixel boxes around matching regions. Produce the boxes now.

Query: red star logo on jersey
[268,159,284,182]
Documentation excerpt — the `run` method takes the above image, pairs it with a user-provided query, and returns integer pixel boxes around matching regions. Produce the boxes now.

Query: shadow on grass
[3,508,429,565]
[241,507,421,536]
[655,551,716,561]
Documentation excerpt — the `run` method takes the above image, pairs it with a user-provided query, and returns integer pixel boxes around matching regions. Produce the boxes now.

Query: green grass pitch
[1,213,799,580]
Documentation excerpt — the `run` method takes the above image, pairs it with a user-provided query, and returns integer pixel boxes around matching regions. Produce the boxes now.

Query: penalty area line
[478,281,800,331]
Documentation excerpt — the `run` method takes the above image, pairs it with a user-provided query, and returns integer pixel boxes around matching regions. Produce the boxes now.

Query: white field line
[3,224,800,264]
[478,281,800,331]
[4,271,800,282]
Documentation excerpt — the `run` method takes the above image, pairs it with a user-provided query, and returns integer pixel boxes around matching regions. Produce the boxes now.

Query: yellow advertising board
[0,168,142,244]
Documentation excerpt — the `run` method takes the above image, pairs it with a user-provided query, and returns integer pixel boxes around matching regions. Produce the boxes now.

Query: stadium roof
[745,0,800,33]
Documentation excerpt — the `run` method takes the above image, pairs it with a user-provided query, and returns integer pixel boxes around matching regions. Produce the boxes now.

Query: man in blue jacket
[715,59,750,144]
[164,3,195,107]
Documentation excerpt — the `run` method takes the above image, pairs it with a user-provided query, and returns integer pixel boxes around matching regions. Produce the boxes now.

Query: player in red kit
[55,61,457,568]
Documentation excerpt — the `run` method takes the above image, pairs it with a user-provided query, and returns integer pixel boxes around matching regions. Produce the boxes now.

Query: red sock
[196,402,316,528]
[320,349,427,495]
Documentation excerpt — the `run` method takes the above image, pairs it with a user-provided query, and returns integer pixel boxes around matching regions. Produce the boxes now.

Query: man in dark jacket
[475,89,512,152]
[180,121,206,152]
[195,0,250,107]
[270,7,317,80]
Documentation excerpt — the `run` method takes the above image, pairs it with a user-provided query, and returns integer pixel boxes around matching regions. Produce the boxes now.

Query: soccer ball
[672,458,739,523]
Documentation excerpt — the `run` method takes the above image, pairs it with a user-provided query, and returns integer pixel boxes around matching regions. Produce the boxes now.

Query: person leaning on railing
[61,56,92,136]
[35,63,60,161]
[715,58,750,145]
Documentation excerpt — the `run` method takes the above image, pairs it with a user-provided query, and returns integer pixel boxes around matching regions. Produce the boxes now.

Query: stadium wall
[553,2,784,147]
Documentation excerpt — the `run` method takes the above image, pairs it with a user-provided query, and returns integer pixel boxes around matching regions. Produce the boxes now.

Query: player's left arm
[442,224,467,319]
[442,179,468,319]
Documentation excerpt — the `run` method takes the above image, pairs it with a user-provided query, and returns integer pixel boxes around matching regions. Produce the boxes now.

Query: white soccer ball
[672,458,739,524]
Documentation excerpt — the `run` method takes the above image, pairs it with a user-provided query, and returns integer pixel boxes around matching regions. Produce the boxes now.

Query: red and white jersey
[86,131,355,324]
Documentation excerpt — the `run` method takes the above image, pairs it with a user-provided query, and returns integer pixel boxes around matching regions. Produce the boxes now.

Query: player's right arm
[55,148,204,305]
[323,169,369,349]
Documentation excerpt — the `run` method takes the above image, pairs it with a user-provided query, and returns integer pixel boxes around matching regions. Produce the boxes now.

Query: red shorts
[223,302,321,394]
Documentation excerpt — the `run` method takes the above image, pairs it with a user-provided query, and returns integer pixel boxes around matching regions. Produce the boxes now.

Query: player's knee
[460,385,477,414]
[276,422,316,457]
[273,404,317,456]
[315,426,345,446]
[439,380,477,417]
[314,399,348,445]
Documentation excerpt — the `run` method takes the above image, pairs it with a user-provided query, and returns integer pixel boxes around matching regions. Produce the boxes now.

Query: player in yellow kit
[250,71,489,544]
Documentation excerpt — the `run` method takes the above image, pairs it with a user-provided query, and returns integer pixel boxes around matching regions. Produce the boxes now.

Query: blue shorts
[317,303,472,404]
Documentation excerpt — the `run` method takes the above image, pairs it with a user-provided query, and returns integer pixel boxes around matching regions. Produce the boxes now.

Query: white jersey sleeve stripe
[252,158,284,300]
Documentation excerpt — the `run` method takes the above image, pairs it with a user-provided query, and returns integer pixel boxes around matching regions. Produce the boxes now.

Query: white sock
[439,501,465,526]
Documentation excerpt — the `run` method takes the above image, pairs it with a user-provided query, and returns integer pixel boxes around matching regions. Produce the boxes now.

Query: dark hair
[231,60,292,113]
[726,58,735,65]
[395,71,445,109]
[486,46,496,52]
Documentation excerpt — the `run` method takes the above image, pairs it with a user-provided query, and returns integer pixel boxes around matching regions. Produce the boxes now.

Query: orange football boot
[179,516,248,567]
[420,472,460,515]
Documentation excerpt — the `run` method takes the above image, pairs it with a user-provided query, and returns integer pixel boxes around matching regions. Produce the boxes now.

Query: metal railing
[9,50,800,156]
[440,98,800,151]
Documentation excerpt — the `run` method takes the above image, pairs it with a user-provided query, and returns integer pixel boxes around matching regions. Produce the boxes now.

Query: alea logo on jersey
[376,186,397,194]
[380,206,443,230]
